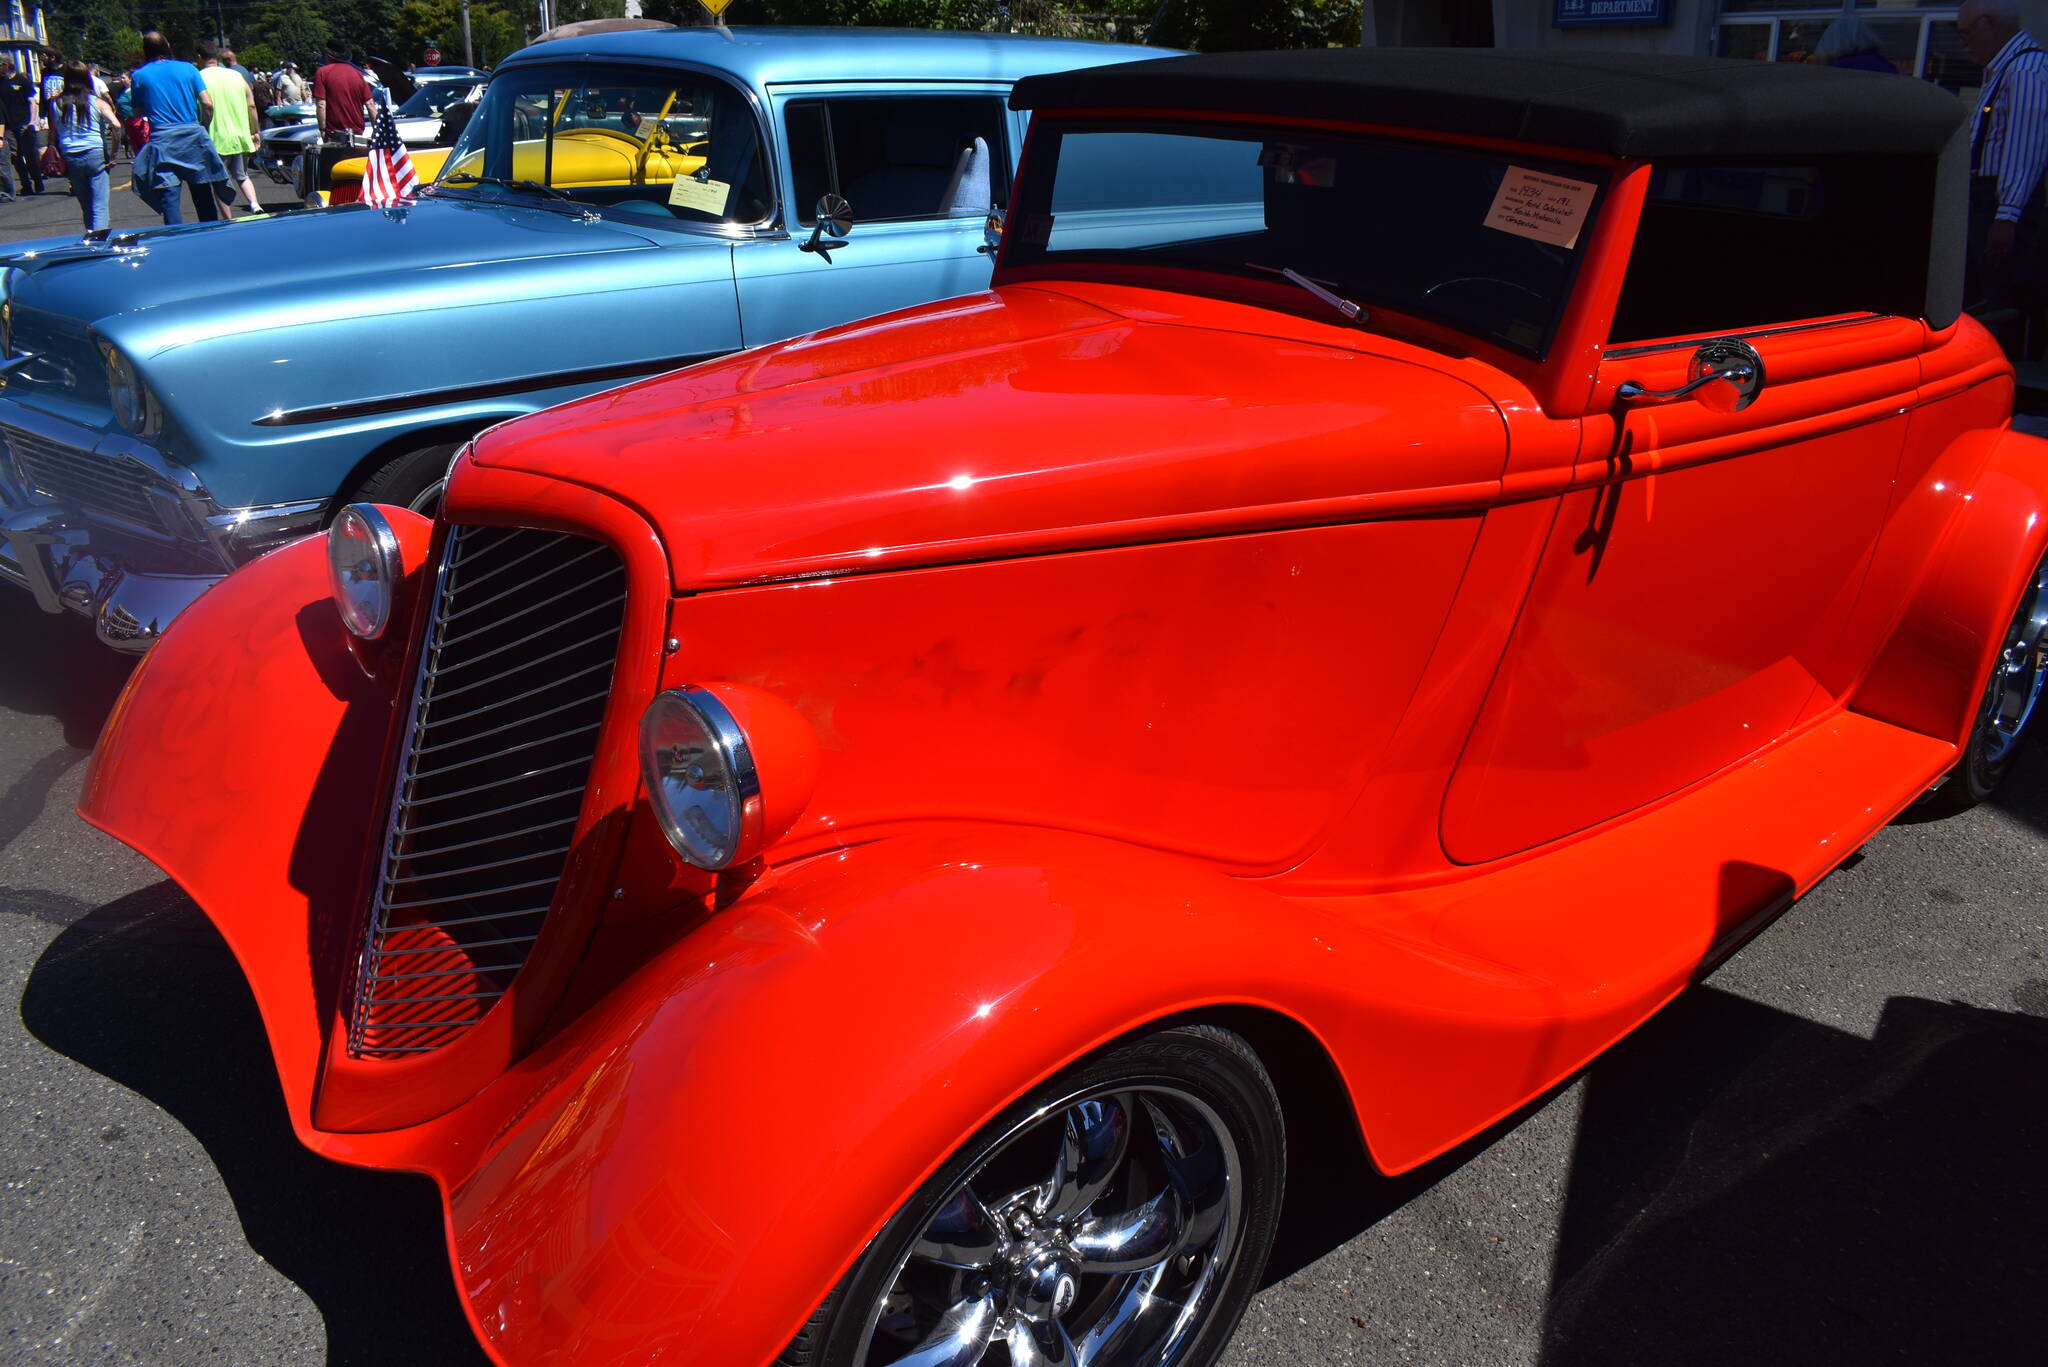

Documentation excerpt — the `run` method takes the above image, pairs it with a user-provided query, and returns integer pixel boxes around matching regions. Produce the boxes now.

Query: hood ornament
[0,232,151,272]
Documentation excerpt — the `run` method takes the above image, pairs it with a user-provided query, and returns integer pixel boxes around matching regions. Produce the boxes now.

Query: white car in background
[390,78,484,146]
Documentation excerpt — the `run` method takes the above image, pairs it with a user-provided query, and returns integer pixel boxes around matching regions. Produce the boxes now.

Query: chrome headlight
[100,342,162,436]
[640,686,763,871]
[326,503,404,640]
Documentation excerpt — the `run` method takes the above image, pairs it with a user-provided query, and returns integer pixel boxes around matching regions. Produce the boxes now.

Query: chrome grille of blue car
[3,426,170,533]
[346,524,628,1060]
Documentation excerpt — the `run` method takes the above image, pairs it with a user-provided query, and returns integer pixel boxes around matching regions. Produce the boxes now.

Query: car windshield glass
[433,62,770,229]
[1005,119,1609,357]
[397,82,472,118]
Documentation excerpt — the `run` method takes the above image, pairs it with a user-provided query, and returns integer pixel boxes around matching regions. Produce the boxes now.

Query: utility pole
[461,0,474,66]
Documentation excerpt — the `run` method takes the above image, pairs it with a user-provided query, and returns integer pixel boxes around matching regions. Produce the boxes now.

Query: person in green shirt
[197,39,259,214]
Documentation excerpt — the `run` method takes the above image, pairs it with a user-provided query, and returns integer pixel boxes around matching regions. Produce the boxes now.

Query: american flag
[360,104,419,209]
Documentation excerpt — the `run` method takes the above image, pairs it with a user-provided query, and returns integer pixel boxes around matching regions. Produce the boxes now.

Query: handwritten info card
[669,175,733,216]
[1483,166,1597,249]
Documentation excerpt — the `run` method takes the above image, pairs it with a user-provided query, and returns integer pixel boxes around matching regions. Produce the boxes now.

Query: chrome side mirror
[979,208,1004,256]
[1617,338,1764,413]
[801,194,852,262]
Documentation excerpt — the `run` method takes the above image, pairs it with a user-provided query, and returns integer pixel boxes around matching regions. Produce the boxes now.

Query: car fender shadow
[20,885,492,1367]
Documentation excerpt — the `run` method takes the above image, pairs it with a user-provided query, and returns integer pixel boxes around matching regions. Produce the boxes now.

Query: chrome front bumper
[0,405,324,652]
[0,502,221,650]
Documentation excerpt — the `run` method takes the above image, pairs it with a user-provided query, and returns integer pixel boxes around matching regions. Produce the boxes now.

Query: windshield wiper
[438,173,580,206]
[1248,263,1365,323]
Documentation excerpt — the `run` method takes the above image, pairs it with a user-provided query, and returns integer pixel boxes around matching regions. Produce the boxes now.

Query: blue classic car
[0,27,1162,649]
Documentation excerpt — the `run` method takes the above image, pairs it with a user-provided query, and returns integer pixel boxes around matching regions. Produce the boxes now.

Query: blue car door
[732,86,1014,348]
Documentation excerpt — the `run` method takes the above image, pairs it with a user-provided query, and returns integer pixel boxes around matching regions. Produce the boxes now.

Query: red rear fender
[1854,427,2048,743]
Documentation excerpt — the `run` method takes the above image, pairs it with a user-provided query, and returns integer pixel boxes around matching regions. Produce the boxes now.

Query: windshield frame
[426,56,782,238]
[1001,114,1612,361]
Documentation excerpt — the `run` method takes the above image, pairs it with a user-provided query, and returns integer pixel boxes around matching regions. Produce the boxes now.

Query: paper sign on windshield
[669,175,732,216]
[1483,166,1597,249]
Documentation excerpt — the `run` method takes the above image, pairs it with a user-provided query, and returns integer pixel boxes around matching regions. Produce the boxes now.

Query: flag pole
[461,0,474,66]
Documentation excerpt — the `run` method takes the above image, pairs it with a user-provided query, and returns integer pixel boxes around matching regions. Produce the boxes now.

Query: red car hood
[466,283,1509,592]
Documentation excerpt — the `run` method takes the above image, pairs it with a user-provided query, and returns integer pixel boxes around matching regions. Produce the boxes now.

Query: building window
[1712,6,1981,92]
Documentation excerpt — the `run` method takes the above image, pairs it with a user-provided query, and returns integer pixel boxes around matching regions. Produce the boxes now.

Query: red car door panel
[1443,316,1921,864]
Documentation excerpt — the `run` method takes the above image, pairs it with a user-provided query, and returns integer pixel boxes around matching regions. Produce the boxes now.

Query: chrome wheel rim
[1980,556,2048,768]
[855,1084,1243,1367]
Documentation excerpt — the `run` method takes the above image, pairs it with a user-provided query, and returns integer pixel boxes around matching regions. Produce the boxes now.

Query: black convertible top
[1009,47,1966,162]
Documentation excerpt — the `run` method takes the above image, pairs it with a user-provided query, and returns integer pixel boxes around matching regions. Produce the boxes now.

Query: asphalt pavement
[0,156,306,244]
[0,193,2044,1365]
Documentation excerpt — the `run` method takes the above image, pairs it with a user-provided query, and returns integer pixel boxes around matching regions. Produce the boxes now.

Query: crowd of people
[0,33,391,236]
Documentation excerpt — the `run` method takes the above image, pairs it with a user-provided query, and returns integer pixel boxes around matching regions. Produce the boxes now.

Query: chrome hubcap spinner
[854,1085,1242,1367]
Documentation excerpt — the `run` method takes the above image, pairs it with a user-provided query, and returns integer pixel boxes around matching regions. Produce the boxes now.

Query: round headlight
[100,343,160,436]
[639,686,762,870]
[326,503,403,640]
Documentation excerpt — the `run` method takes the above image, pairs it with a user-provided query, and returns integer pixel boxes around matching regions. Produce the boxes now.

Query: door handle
[1616,338,1765,413]
[1616,364,1753,404]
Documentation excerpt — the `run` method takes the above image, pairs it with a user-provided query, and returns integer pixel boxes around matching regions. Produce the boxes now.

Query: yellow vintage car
[330,99,707,203]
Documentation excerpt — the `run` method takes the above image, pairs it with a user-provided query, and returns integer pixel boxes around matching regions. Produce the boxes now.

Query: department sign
[1554,0,1669,27]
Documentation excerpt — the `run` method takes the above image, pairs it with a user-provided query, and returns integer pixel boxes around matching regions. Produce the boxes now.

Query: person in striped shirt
[1961,0,2048,309]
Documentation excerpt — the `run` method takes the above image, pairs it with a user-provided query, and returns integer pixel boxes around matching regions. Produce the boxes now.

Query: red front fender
[79,519,431,1163]
[435,821,1633,1367]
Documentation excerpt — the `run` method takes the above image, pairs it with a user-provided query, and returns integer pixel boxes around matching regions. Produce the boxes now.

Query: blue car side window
[788,96,1009,225]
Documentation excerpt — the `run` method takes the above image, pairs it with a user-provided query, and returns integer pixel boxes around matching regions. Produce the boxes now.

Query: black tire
[348,441,461,517]
[782,1023,1285,1367]
[1920,550,2048,816]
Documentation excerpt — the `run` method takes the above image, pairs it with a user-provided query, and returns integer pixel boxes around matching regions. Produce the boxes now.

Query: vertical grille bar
[346,524,628,1060]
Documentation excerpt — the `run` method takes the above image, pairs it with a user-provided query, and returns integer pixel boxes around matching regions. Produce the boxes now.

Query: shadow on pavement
[1538,987,2048,1366]
[1268,981,2048,1362]
[1986,731,2048,836]
[0,590,136,751]
[21,885,492,1367]
[1890,727,2046,829]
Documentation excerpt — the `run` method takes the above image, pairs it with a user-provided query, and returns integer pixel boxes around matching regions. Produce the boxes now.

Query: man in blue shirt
[129,30,229,224]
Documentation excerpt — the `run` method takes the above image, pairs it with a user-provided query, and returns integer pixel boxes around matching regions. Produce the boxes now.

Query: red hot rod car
[81,48,2046,1367]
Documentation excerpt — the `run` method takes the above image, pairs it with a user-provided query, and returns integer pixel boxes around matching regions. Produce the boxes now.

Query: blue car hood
[3,196,668,340]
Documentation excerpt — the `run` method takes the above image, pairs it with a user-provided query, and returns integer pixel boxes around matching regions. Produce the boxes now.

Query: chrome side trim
[251,350,722,427]
[1602,314,1888,361]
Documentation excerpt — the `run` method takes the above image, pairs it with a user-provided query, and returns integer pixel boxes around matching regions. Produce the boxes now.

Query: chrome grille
[346,524,628,1060]
[4,426,169,532]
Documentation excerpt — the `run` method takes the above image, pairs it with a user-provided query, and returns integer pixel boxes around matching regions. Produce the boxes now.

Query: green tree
[247,0,331,70]
[56,0,136,66]
[659,0,1351,46]
[397,0,520,67]
[1150,0,1358,50]
[554,0,628,24]
[325,0,402,61]
[131,7,208,59]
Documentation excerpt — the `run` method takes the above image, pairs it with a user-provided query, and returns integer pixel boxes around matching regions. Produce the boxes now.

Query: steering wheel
[634,125,675,186]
